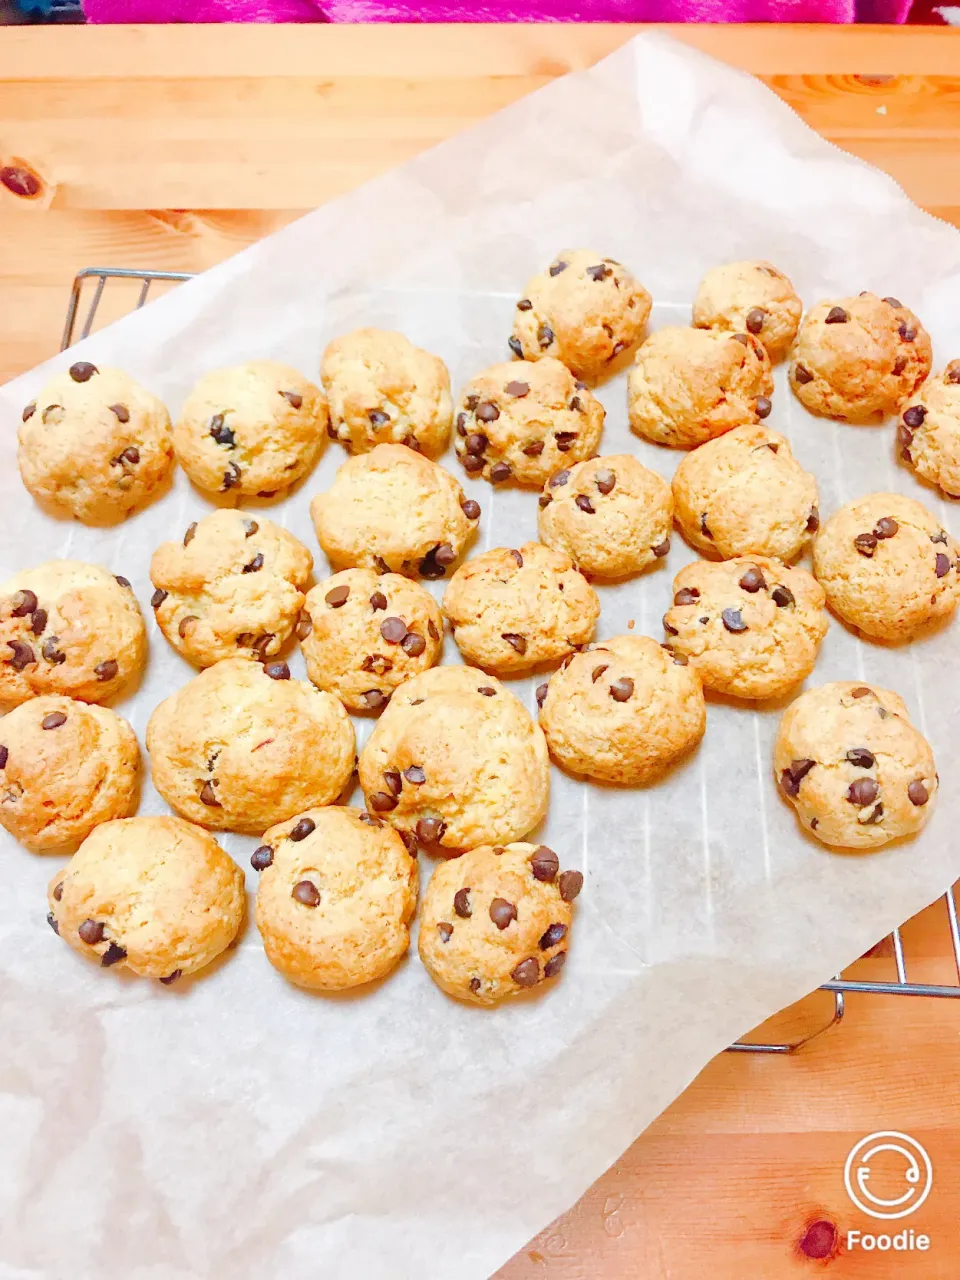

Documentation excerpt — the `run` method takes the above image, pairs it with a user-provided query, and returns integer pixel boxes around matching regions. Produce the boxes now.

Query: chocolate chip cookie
[300,568,443,712]
[774,682,937,849]
[628,327,773,449]
[174,360,327,498]
[357,665,550,853]
[692,260,802,361]
[321,327,453,457]
[671,424,819,563]
[510,249,652,382]
[0,560,147,709]
[662,557,828,700]
[18,362,174,525]
[537,634,706,785]
[418,842,580,1006]
[150,508,313,668]
[898,359,960,498]
[442,542,599,675]
[453,357,603,487]
[254,805,418,991]
[538,454,673,578]
[0,696,139,853]
[812,492,960,641]
[790,293,932,421]
[310,442,479,577]
[146,658,355,835]
[47,815,245,981]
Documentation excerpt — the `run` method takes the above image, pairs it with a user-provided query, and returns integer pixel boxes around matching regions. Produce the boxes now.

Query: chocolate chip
[0,746,6,769]
[108,403,131,425]
[517,299,533,311]
[361,654,392,676]
[280,390,302,409]
[428,621,440,642]
[30,609,47,636]
[736,567,764,594]
[936,553,951,578]
[469,977,482,994]
[416,816,446,845]
[586,263,612,282]
[384,770,403,797]
[289,817,316,842]
[508,337,524,359]
[544,952,567,979]
[368,791,398,813]
[732,333,749,346]
[539,923,567,950]
[6,640,35,671]
[538,493,552,509]
[327,422,339,441]
[462,454,484,475]
[418,550,448,580]
[893,356,907,377]
[22,402,35,422]
[899,324,917,342]
[434,543,457,567]
[159,970,182,985]
[11,590,37,618]
[222,462,242,490]
[401,632,426,657]
[507,958,538,988]
[535,682,549,709]
[381,617,408,644]
[46,912,59,936]
[115,446,140,467]
[851,687,873,698]
[825,306,848,324]
[590,469,616,496]
[846,777,879,807]
[663,615,679,636]
[464,395,480,412]
[874,517,898,539]
[722,608,747,633]
[101,942,127,967]
[95,659,118,683]
[464,432,488,456]
[863,803,884,825]
[369,591,387,611]
[901,404,927,431]
[264,662,290,680]
[772,585,795,608]
[663,645,688,666]
[461,499,481,520]
[537,324,554,349]
[243,554,264,574]
[575,495,595,514]
[403,766,426,785]
[325,585,350,608]
[931,530,949,545]
[295,612,313,641]
[114,576,131,590]
[806,508,820,533]
[292,880,321,907]
[69,362,98,383]
[946,363,960,385]
[780,758,816,797]
[746,308,766,333]
[475,402,500,424]
[360,689,388,711]
[549,261,568,276]
[209,414,236,448]
[505,380,529,398]
[251,846,274,870]
[897,424,914,461]
[527,846,559,884]
[489,898,517,930]
[151,588,168,609]
[502,633,527,655]
[41,637,65,665]
[846,748,876,768]
[883,296,903,308]
[591,664,609,683]
[558,870,583,902]
[489,461,512,484]
[700,513,713,540]
[609,677,634,702]
[555,431,578,452]
[453,888,472,918]
[794,365,813,385]
[358,812,383,830]
[437,922,453,943]
[198,780,220,808]
[908,780,929,806]
[253,634,274,660]
[41,711,67,730]
[549,470,570,488]
[78,919,104,945]
[506,549,523,569]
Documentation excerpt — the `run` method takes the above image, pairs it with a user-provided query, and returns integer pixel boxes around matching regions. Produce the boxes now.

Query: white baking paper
[2,33,960,1280]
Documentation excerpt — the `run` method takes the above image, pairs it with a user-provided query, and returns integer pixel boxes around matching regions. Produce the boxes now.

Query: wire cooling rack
[61,266,960,1054]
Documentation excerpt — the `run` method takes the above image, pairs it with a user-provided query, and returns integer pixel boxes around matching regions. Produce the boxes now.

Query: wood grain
[3,26,960,1278]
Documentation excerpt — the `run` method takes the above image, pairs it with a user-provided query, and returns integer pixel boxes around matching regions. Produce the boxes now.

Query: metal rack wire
[60,267,960,1053]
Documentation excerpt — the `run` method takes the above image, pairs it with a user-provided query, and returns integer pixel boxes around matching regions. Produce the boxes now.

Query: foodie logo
[844,1131,933,1221]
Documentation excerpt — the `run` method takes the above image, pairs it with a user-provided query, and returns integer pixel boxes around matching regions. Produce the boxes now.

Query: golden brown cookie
[321,327,453,457]
[671,424,819,562]
[774,682,937,850]
[662,557,828,700]
[357,665,549,853]
[442,542,599,675]
[418,842,581,1006]
[300,568,443,713]
[790,293,932,422]
[453,357,603,487]
[0,560,147,709]
[537,634,706,785]
[150,508,313,668]
[253,805,418,991]
[628,327,773,449]
[898,360,960,498]
[173,360,327,498]
[146,658,355,835]
[537,454,673,578]
[692,261,802,361]
[812,492,960,641]
[310,442,479,578]
[18,362,173,525]
[510,249,652,381]
[0,696,139,853]
[47,816,244,981]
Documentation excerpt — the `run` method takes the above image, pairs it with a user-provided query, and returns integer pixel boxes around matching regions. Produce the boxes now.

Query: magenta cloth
[85,0,914,24]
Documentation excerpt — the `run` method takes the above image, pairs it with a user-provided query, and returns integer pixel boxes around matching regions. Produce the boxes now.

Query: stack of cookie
[4,248,956,1006]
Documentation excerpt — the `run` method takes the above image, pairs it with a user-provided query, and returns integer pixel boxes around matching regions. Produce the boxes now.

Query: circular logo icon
[844,1132,933,1221]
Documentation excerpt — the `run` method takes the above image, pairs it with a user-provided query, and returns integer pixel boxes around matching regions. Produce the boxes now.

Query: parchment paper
[2,33,960,1280]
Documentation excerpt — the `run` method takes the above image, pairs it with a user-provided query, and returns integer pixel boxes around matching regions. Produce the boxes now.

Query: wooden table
[3,24,960,1277]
